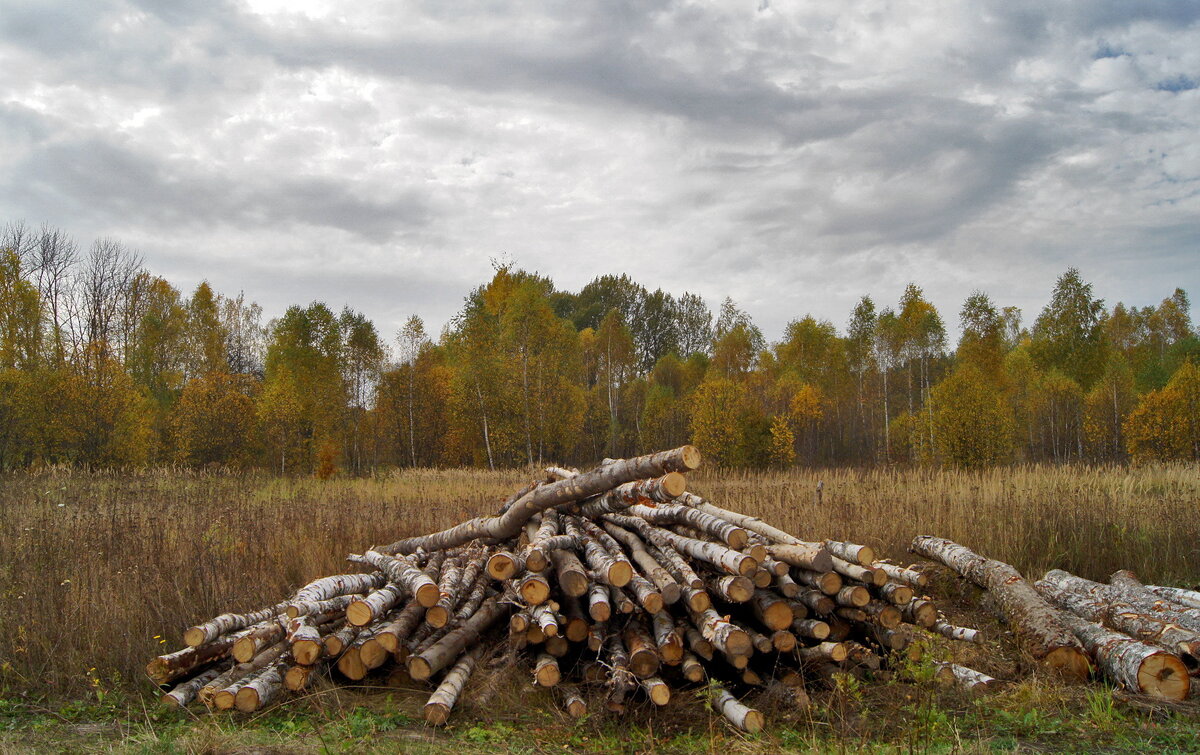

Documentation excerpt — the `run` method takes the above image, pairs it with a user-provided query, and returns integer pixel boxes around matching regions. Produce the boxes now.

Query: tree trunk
[910,536,1089,678]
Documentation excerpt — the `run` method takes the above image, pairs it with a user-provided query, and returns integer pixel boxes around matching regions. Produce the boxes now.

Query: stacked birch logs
[147,446,969,732]
[912,536,1194,701]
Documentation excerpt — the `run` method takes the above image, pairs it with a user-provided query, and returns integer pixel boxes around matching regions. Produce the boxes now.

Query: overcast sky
[1,0,1197,345]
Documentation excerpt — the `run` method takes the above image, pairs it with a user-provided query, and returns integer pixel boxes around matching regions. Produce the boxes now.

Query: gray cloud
[1,0,1196,342]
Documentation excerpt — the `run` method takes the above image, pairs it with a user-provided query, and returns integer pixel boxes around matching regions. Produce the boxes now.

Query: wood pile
[147,446,973,731]
[913,536,1194,701]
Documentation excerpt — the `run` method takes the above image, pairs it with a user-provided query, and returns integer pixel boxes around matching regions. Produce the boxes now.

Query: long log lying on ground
[911,536,1090,679]
[1058,612,1190,700]
[1035,578,1200,665]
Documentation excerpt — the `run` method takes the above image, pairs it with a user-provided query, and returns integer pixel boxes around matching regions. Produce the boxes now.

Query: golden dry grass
[0,462,1197,700]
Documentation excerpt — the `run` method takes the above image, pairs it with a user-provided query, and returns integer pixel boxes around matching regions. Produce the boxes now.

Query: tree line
[1,221,1197,473]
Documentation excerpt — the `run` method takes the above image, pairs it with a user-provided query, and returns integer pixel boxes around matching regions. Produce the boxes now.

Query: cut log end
[608,562,634,588]
[1138,653,1191,701]
[425,702,452,726]
[680,445,702,470]
[1044,646,1091,680]
[182,628,207,648]
[233,687,261,713]
[486,553,518,580]
[346,601,373,627]
[566,699,587,718]
[660,471,687,497]
[293,639,323,666]
[408,657,433,681]
[416,583,441,608]
[560,572,589,598]
[232,638,257,664]
[426,606,450,628]
[741,710,765,734]
[519,579,551,606]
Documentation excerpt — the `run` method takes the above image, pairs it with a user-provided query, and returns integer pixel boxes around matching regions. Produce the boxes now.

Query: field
[1,464,1199,753]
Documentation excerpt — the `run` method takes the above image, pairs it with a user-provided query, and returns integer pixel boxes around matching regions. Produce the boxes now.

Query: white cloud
[0,0,1196,342]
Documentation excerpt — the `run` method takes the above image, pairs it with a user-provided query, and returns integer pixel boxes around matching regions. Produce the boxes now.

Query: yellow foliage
[1125,361,1200,462]
[768,414,796,468]
[931,365,1014,467]
[171,372,255,467]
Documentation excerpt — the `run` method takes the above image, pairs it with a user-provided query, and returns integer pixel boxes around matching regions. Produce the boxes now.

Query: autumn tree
[1124,361,1200,462]
[931,365,1014,467]
[172,372,256,467]
[958,291,1006,382]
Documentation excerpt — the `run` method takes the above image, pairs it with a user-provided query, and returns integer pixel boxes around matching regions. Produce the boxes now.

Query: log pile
[147,446,969,731]
[146,450,1196,732]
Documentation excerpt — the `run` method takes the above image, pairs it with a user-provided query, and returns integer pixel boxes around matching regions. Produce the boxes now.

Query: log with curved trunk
[911,536,1089,679]
[424,645,485,725]
[1059,612,1190,700]
[383,446,700,554]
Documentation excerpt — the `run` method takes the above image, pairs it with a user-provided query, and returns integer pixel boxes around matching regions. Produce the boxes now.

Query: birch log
[382,446,700,553]
[1059,612,1190,700]
[911,536,1089,679]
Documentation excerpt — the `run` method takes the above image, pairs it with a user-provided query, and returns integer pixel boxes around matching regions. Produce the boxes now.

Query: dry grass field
[1,463,1198,752]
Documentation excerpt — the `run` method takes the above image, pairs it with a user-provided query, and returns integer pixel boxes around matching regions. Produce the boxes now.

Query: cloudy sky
[1,0,1197,344]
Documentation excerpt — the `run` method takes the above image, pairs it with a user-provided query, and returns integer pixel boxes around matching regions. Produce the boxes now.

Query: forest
[1,221,1197,473]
